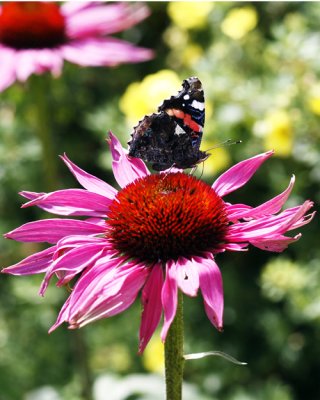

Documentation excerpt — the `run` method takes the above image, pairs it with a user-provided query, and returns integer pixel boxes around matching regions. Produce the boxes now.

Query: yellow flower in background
[142,335,164,374]
[119,70,181,126]
[221,6,258,40]
[168,2,214,30]
[181,43,204,67]
[307,84,320,115]
[263,110,293,157]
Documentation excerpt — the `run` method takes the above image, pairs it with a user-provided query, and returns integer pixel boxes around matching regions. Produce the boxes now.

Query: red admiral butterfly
[128,77,209,171]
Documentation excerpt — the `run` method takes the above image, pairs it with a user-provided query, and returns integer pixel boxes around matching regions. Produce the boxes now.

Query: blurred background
[0,2,319,399]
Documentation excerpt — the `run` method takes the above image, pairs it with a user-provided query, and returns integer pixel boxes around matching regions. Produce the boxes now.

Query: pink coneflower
[0,2,153,91]
[2,133,314,353]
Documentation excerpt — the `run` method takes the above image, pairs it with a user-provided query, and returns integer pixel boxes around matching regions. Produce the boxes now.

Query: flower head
[0,2,153,91]
[2,133,314,353]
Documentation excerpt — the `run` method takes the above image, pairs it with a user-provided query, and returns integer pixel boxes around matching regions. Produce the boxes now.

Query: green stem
[164,290,185,400]
[73,330,94,400]
[30,74,60,191]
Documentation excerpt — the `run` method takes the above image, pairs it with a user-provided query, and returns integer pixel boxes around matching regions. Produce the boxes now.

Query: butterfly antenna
[205,139,242,152]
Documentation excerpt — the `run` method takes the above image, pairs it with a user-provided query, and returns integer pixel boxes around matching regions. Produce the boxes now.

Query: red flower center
[107,172,229,263]
[0,2,66,49]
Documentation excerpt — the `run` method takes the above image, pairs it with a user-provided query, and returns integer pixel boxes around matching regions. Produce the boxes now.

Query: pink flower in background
[0,1,153,91]
[2,133,314,353]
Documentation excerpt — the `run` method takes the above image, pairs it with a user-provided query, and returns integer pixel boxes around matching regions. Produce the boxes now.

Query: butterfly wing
[128,77,208,171]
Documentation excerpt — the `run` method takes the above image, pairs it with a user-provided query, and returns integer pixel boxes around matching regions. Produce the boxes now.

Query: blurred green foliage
[0,2,319,400]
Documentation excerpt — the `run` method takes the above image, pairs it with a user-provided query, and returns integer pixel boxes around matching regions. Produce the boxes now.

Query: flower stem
[30,74,60,191]
[164,290,185,400]
[73,330,94,400]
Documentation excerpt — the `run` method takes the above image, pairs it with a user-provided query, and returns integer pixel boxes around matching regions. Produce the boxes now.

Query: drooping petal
[49,296,71,333]
[108,131,149,188]
[139,263,163,354]
[55,235,110,251]
[67,260,148,329]
[227,200,314,242]
[39,242,109,295]
[0,46,17,91]
[196,256,224,330]
[212,151,274,197]
[60,154,117,199]
[4,219,104,244]
[15,50,40,81]
[175,257,199,297]
[65,3,150,38]
[19,191,45,200]
[21,189,111,217]
[60,1,92,17]
[227,175,296,221]
[1,245,56,275]
[250,233,302,252]
[161,261,178,342]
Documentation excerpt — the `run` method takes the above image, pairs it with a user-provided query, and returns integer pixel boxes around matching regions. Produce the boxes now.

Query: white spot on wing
[191,100,204,111]
[183,94,190,100]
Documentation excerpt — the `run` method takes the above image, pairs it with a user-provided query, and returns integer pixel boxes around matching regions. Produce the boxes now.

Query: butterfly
[128,77,209,171]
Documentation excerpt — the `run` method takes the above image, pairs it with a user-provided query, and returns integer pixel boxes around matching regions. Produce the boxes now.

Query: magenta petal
[229,176,296,220]
[139,263,163,354]
[227,200,314,242]
[4,219,104,244]
[68,261,148,328]
[1,245,56,275]
[108,131,149,188]
[161,261,178,342]
[19,191,46,200]
[61,154,117,199]
[196,256,224,330]
[39,242,108,295]
[212,151,274,197]
[175,257,199,297]
[49,296,71,333]
[251,233,302,252]
[22,189,111,217]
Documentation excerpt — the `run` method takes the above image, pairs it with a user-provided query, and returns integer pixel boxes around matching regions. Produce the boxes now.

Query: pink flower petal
[61,37,153,67]
[227,200,314,242]
[4,219,104,244]
[0,46,17,91]
[31,48,63,77]
[108,131,149,188]
[65,3,150,39]
[175,257,199,297]
[139,263,163,354]
[161,261,178,342]
[14,48,63,81]
[22,189,111,217]
[68,261,148,328]
[39,242,108,295]
[19,191,45,200]
[212,151,274,197]
[228,176,296,221]
[1,245,56,275]
[61,153,117,199]
[49,297,71,333]
[60,2,92,17]
[196,256,224,330]
[55,234,109,250]
[251,233,302,252]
